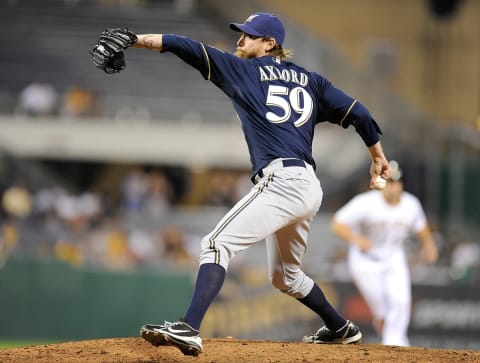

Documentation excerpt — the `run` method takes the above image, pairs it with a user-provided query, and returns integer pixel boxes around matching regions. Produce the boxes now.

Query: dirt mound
[0,337,479,362]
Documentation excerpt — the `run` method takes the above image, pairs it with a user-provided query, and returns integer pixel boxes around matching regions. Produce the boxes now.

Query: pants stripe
[208,174,274,264]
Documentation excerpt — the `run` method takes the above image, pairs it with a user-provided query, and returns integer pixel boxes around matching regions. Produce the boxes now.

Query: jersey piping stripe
[339,100,357,127]
[208,174,274,264]
[200,43,211,80]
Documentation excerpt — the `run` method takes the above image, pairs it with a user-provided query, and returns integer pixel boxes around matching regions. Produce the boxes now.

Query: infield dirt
[0,337,479,362]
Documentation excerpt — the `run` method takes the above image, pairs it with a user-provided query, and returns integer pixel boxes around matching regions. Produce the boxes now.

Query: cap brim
[229,23,264,37]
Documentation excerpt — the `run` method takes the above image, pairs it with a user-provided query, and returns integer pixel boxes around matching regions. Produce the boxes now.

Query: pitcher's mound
[0,337,479,362]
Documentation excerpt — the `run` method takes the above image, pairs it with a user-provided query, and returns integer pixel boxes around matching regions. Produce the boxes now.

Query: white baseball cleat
[302,320,362,344]
[140,321,203,356]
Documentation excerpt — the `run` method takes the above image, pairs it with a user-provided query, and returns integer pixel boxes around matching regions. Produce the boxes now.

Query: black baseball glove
[89,28,138,74]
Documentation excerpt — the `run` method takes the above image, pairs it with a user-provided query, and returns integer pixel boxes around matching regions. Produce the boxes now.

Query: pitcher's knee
[199,236,232,270]
[270,272,314,298]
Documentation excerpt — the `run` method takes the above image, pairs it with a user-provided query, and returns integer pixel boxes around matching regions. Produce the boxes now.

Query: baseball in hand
[373,175,387,190]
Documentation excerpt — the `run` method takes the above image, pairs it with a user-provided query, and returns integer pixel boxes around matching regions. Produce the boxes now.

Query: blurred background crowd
[0,0,479,349]
[0,161,255,271]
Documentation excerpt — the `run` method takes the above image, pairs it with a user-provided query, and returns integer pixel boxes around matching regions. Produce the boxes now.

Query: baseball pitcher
[90,12,390,356]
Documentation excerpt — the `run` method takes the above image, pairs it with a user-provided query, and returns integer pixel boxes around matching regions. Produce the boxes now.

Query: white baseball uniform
[200,158,322,298]
[333,189,427,346]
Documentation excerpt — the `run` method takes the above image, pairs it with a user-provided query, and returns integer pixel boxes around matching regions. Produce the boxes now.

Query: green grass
[0,340,59,350]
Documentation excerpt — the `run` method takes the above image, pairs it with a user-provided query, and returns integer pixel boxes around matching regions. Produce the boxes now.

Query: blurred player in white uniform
[331,161,438,346]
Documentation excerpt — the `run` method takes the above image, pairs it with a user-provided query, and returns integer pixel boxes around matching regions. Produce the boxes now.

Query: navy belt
[257,159,306,179]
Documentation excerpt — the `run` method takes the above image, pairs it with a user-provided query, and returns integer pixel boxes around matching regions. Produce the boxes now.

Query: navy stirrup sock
[298,283,346,331]
[184,263,226,330]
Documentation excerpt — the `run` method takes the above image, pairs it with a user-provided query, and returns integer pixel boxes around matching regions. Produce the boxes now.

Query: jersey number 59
[265,85,313,127]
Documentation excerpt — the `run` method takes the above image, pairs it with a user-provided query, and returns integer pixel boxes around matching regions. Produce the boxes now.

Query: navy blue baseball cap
[229,12,285,45]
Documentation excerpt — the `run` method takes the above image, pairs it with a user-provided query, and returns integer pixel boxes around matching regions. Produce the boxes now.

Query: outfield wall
[1,258,479,351]
[0,258,193,340]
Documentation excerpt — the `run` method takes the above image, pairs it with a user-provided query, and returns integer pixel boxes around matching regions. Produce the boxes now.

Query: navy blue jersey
[162,34,381,178]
